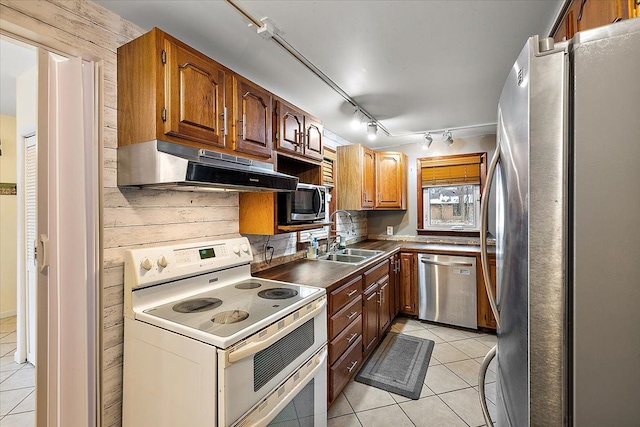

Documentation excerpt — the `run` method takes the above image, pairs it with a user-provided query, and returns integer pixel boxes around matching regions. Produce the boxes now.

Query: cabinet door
[304,117,323,161]
[378,277,391,337]
[163,39,226,147]
[233,75,272,158]
[362,147,376,208]
[399,253,417,315]
[362,284,379,358]
[577,0,628,32]
[477,255,498,329]
[375,152,404,209]
[388,256,399,319]
[276,102,304,154]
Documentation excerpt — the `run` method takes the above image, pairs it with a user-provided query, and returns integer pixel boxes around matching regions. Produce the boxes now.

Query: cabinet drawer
[329,314,362,365]
[330,335,363,402]
[329,295,362,340]
[330,275,363,314]
[364,260,389,288]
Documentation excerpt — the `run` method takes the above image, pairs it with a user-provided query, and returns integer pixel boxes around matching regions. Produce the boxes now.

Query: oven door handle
[233,347,328,427]
[227,297,327,364]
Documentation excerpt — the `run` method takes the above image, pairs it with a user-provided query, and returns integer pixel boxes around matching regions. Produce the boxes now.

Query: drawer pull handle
[346,333,358,343]
[346,311,358,320]
[347,360,359,372]
[347,289,358,297]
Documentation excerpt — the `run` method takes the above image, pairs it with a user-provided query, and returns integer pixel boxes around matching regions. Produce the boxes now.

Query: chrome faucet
[328,210,355,251]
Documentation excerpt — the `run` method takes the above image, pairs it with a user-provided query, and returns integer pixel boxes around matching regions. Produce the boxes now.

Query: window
[423,184,480,230]
[417,152,486,235]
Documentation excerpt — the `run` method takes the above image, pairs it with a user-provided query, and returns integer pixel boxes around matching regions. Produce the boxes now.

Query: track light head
[423,132,433,149]
[443,130,453,146]
[367,121,378,140]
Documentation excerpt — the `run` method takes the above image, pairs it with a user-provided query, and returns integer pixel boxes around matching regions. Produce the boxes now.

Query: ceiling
[97,1,562,148]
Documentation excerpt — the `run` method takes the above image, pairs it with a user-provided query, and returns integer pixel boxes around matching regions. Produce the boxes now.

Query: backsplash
[246,210,368,272]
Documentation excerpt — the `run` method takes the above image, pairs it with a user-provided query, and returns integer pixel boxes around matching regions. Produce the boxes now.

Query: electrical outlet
[386,226,393,235]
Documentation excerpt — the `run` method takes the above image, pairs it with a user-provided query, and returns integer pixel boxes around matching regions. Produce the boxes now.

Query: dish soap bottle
[308,237,319,259]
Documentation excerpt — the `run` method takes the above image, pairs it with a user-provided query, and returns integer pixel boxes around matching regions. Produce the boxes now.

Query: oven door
[218,296,327,426]
[232,346,327,427]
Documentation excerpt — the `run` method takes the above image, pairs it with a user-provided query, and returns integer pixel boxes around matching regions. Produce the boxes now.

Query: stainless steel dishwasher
[418,253,477,329]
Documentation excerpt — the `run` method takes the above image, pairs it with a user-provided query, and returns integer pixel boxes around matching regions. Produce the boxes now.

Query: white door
[24,134,37,365]
[36,49,99,427]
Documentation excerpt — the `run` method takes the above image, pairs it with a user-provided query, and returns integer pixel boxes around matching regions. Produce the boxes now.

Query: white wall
[0,114,17,318]
[368,134,497,237]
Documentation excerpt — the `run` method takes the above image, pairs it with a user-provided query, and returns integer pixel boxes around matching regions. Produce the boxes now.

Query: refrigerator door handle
[478,345,497,427]
[480,147,501,328]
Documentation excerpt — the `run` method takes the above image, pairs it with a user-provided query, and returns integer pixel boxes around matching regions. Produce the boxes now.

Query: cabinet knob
[347,360,359,372]
[347,289,358,297]
[346,311,358,320]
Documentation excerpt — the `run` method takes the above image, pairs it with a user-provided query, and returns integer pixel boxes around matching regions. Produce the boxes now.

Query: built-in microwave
[278,183,327,224]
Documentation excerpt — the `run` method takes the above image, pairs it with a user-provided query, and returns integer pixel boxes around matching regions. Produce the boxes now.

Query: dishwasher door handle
[420,259,474,268]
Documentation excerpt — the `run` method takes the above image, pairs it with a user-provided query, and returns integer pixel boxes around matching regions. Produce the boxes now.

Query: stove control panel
[125,237,253,290]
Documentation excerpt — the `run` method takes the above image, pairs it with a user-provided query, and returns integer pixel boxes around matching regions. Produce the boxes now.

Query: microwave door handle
[314,187,322,217]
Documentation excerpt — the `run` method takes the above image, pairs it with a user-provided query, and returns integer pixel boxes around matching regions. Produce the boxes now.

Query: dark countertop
[254,239,491,292]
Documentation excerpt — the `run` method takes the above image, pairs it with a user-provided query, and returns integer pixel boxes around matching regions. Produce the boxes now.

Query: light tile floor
[0,316,35,427]
[329,317,498,427]
[0,316,498,427]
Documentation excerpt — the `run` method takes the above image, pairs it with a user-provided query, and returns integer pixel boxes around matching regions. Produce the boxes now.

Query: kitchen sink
[315,248,384,265]
[335,248,384,257]
[316,253,368,264]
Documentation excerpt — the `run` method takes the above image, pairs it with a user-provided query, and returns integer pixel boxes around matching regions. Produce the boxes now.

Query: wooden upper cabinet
[375,152,407,209]
[304,116,323,161]
[337,145,406,211]
[276,101,304,154]
[230,75,272,158]
[552,0,632,42]
[118,28,232,152]
[274,100,323,161]
[362,148,376,208]
[337,144,373,210]
[164,39,226,147]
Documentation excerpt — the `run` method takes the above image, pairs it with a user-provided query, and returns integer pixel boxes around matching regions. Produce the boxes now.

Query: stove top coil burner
[235,281,262,290]
[257,288,299,300]
[211,310,250,324]
[172,298,222,313]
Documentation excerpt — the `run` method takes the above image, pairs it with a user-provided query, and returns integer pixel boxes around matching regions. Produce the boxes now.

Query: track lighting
[443,130,454,146]
[423,132,433,149]
[367,122,378,140]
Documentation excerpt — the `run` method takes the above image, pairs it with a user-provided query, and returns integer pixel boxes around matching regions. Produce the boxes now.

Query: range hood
[117,140,298,192]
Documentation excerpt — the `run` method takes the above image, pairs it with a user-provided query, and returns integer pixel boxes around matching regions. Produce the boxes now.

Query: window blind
[421,154,482,186]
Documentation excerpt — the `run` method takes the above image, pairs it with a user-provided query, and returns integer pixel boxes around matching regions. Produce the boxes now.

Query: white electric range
[122,237,327,427]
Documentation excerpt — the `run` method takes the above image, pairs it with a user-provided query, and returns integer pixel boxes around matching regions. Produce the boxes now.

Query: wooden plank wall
[0,2,370,425]
[0,1,240,425]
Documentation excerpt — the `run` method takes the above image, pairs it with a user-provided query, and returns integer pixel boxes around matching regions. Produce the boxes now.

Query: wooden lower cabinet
[327,255,399,405]
[477,254,498,329]
[362,283,380,358]
[399,252,417,315]
[378,276,391,337]
[327,274,363,405]
[329,336,363,402]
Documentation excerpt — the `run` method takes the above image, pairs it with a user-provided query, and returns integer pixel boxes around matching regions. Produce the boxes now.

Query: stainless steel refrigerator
[478,18,640,426]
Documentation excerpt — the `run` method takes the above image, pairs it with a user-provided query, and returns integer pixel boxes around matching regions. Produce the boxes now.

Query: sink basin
[336,248,384,257]
[315,248,384,265]
[316,253,368,264]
